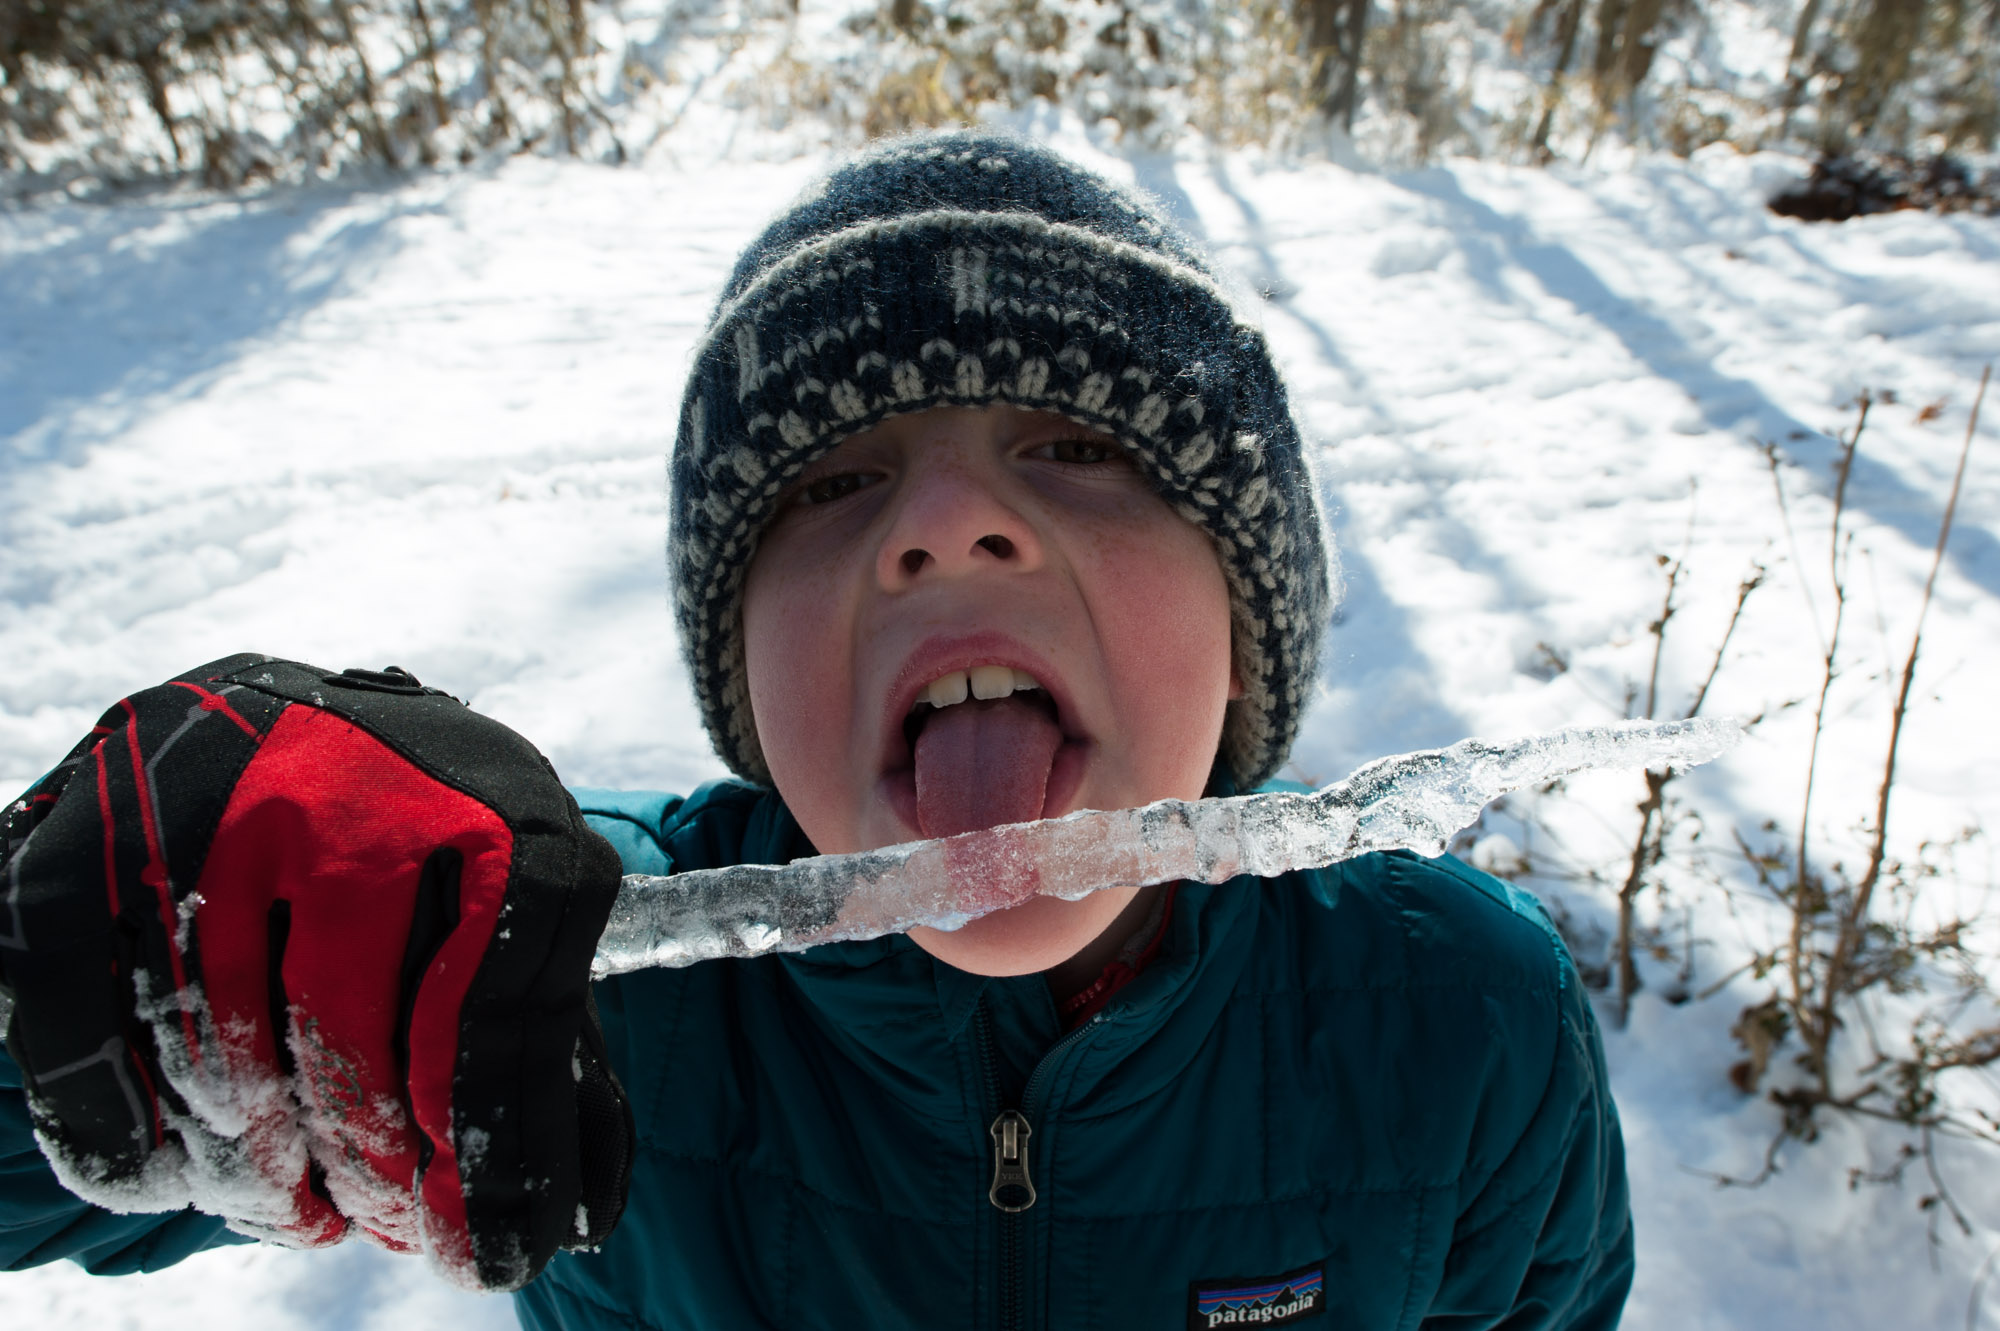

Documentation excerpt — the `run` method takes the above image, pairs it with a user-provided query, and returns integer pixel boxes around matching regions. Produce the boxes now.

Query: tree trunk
[1530,0,1587,159]
[1297,0,1370,130]
[136,50,183,164]
[1839,0,1930,144]
[1781,0,1828,132]
[410,0,452,134]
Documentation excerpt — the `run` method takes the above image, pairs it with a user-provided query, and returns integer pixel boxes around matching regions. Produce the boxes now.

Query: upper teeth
[922,667,1042,709]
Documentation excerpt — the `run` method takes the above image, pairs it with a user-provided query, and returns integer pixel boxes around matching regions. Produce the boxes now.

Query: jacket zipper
[977,1001,1102,1331]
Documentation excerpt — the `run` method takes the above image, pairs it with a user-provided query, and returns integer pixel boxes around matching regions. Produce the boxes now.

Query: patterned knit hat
[670,131,1334,791]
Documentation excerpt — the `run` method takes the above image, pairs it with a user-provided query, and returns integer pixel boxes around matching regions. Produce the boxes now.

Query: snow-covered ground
[3,122,1997,1328]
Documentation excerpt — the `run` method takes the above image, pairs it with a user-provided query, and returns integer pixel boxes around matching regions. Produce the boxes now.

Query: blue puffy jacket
[3,779,1632,1329]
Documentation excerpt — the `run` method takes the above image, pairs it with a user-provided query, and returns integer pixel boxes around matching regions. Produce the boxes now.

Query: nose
[875,445,1045,590]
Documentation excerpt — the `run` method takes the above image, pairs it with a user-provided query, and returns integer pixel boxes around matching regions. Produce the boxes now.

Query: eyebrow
[1011,417,1121,446]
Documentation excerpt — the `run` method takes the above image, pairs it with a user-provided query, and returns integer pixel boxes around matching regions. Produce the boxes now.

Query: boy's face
[742,405,1236,977]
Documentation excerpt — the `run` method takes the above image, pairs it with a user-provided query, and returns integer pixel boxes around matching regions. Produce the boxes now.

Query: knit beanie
[669,130,1334,792]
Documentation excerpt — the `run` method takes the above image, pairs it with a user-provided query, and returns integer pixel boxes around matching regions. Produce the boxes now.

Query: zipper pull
[988,1110,1036,1213]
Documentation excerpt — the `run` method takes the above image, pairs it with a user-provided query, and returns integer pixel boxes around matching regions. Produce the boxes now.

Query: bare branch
[1821,368,1986,1078]
[1688,558,1767,720]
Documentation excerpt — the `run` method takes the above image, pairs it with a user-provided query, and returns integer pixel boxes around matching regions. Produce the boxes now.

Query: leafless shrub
[0,0,622,182]
[1361,0,1480,162]
[736,0,1318,151]
[1474,369,1997,1237]
[16,1,1992,183]
[1508,0,1693,160]
[1297,0,1370,130]
[1718,370,1997,1169]
[1784,0,2000,154]
[1609,528,1765,1024]
[1448,498,1765,1022]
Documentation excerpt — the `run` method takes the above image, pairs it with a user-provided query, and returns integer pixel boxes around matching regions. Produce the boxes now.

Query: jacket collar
[738,784,1264,1117]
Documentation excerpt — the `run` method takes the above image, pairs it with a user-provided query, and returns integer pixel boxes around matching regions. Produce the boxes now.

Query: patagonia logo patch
[1187,1260,1327,1328]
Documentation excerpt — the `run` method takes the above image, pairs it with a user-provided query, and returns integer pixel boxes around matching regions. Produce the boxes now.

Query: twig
[1863,548,1901,713]
[1688,1121,1793,1188]
[1818,368,1986,1085]
[409,0,452,136]
[1611,491,1734,1022]
[1614,763,1667,1024]
[1640,500,1696,721]
[1688,557,1767,720]
[1968,1237,2000,1331]
[1696,948,1773,1002]
[1930,1025,2000,1072]
[1791,391,1869,1073]
[1922,1122,1976,1248]
[1613,538,1689,1022]
[1764,439,1827,655]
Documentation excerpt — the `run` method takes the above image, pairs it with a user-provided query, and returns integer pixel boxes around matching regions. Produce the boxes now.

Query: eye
[801,472,878,504]
[1038,437,1123,466]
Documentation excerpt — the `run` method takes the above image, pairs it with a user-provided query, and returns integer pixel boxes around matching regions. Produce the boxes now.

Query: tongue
[913,696,1064,840]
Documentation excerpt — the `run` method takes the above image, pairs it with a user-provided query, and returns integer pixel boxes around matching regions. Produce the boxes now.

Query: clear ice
[591,717,1742,977]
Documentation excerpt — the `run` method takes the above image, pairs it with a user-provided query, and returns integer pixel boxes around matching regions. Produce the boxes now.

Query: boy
[0,132,1631,1328]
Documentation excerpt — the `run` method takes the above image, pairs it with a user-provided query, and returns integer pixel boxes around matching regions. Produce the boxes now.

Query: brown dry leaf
[1729,998,1790,1094]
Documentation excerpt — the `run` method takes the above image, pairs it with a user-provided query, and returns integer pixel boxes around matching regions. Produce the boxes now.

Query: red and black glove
[0,654,632,1290]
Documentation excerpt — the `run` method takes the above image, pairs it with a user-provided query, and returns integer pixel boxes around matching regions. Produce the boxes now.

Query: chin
[907,891,1129,977]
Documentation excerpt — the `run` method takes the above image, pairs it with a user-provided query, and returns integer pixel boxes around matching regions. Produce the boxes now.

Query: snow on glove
[0,654,633,1290]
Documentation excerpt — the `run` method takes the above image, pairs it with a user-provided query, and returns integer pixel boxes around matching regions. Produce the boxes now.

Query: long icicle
[592,716,1743,976]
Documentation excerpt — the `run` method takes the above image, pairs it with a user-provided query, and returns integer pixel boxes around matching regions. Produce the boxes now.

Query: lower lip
[878,738,1093,838]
